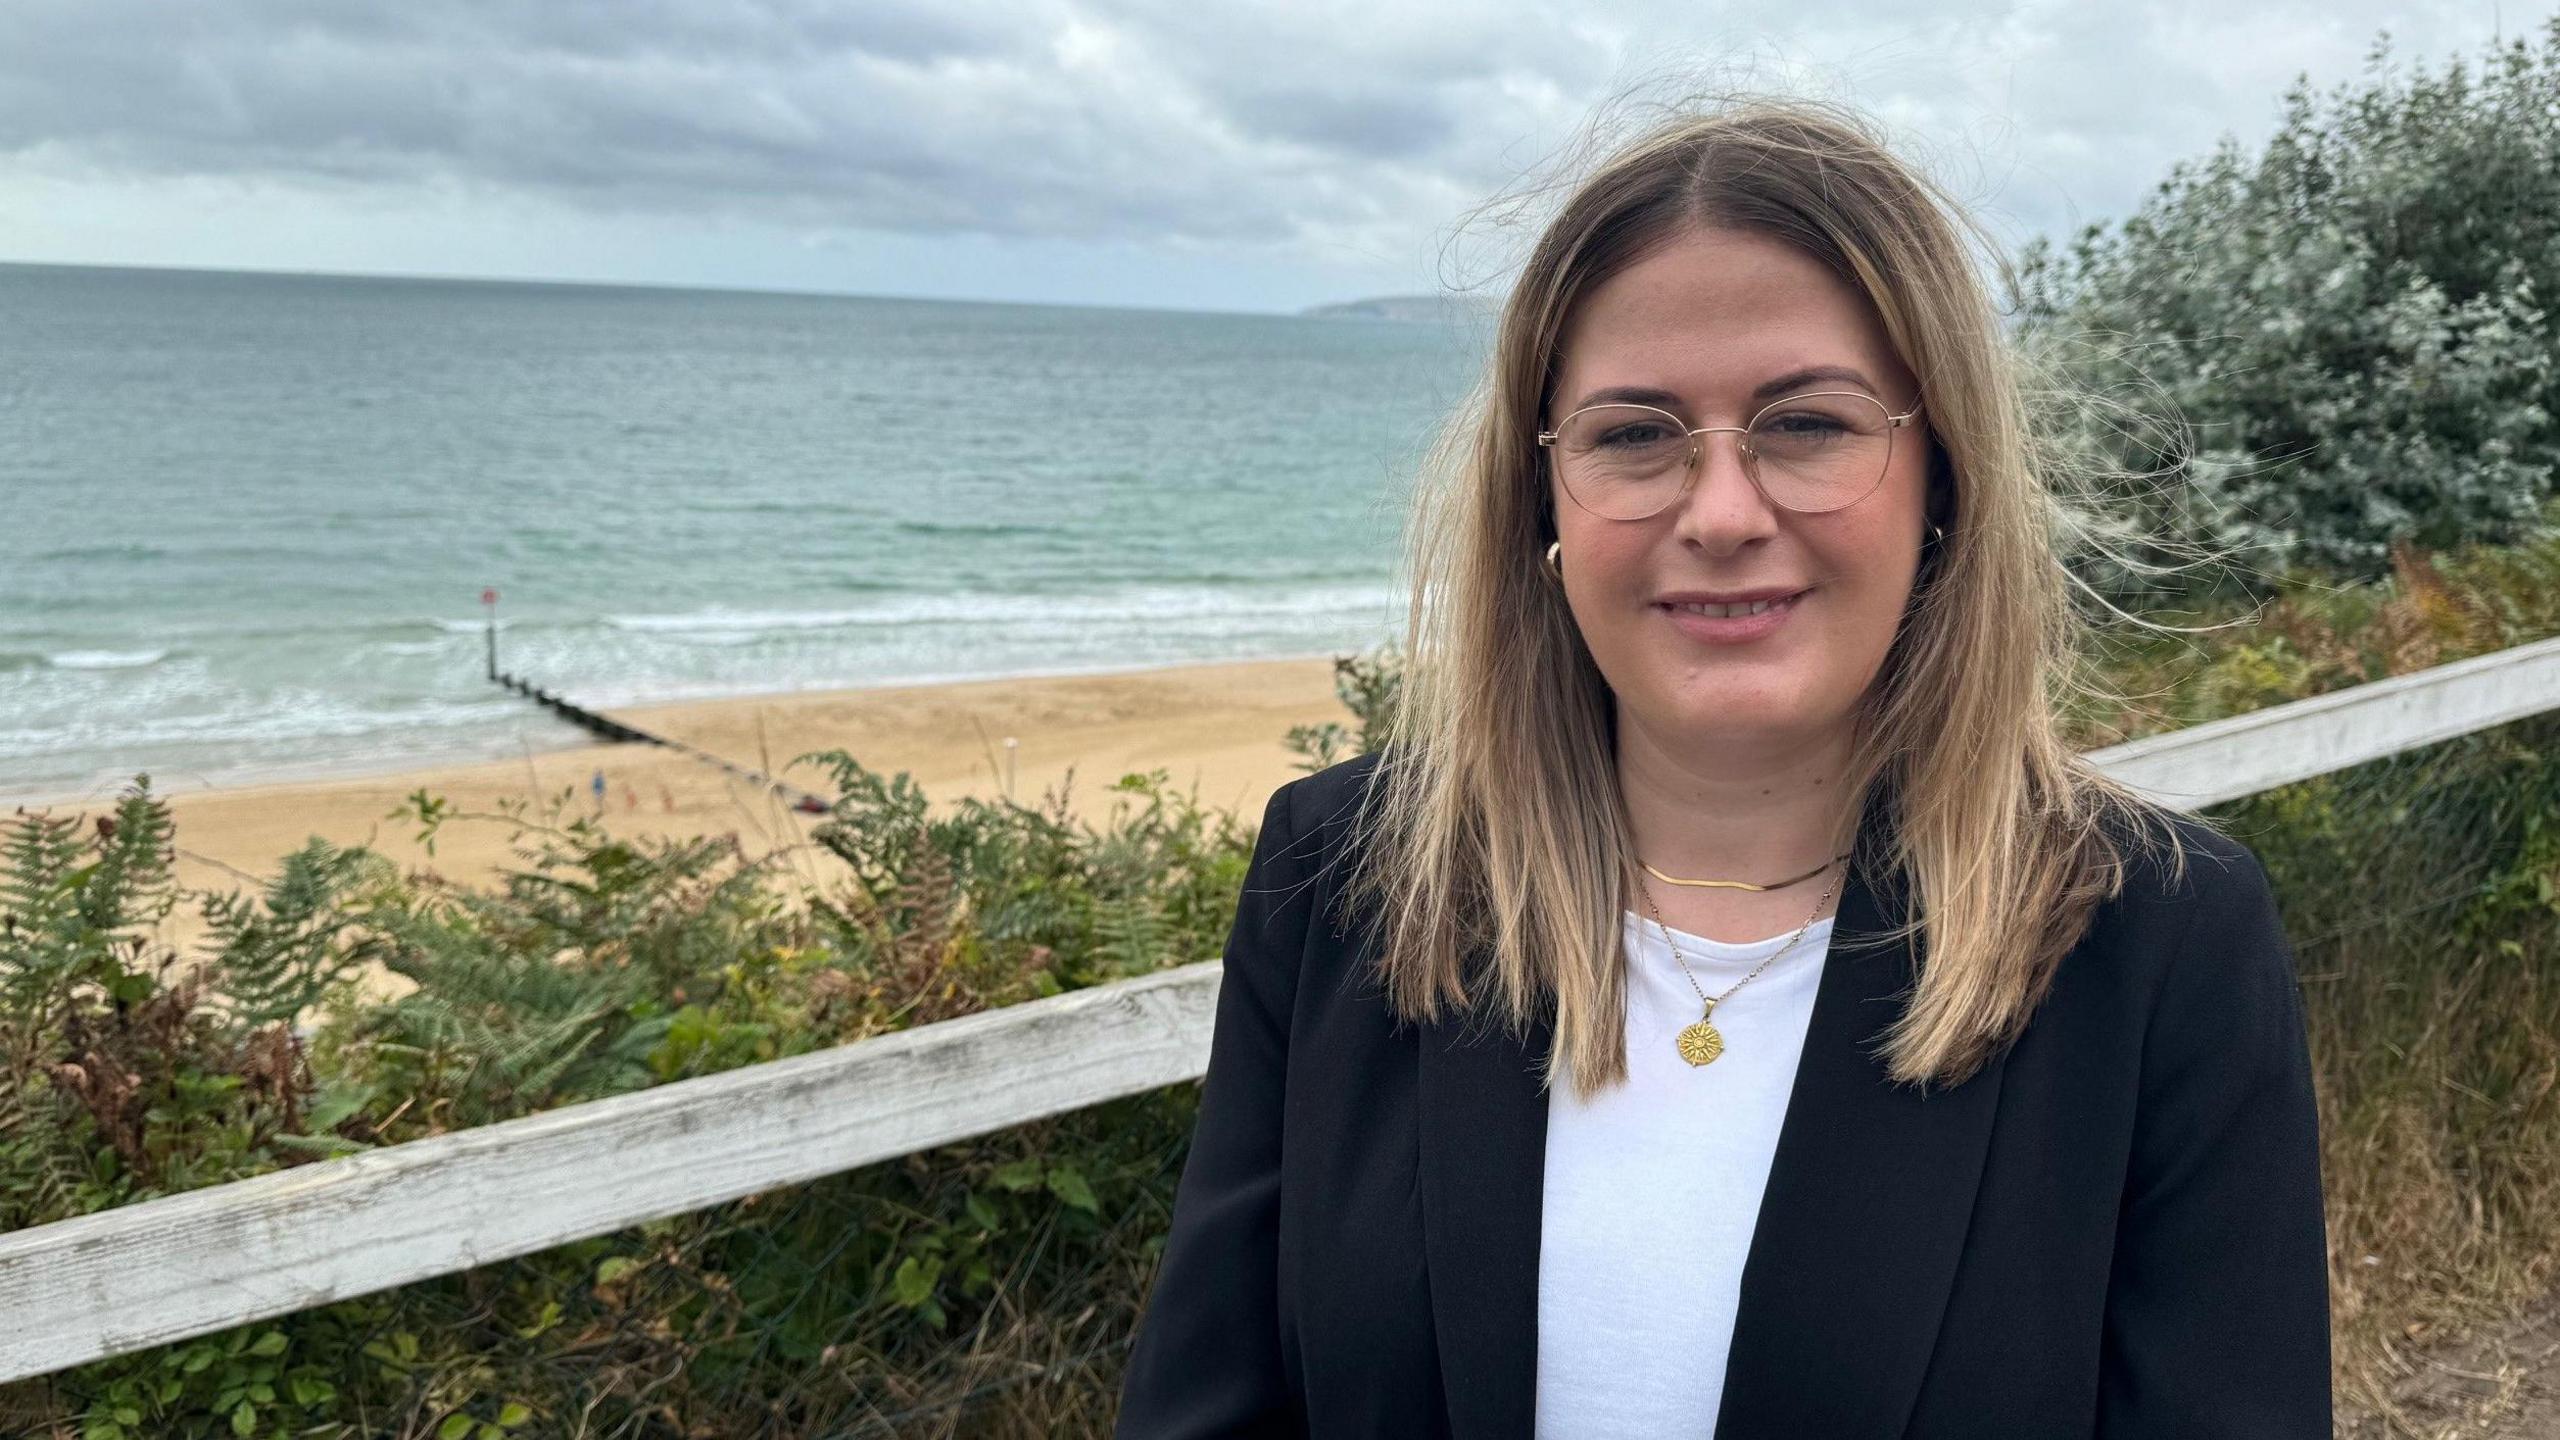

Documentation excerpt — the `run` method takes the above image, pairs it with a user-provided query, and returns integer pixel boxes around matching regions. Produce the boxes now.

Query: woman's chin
[1648,688,1837,747]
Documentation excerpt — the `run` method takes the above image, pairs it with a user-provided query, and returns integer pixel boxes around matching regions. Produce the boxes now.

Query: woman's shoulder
[2087,793,2280,939]
[2074,794,2301,1050]
[1259,749,1401,946]
[1228,751,1384,885]
[1285,747,1390,824]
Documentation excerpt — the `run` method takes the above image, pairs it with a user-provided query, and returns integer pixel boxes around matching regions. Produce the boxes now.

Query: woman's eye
[1599,424,1674,447]
[1764,413,1845,437]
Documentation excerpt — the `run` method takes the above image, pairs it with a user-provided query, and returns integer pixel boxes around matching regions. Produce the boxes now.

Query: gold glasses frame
[1536,389,1927,520]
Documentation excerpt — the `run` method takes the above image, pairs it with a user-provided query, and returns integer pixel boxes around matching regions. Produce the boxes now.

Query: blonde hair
[1334,92,2196,1100]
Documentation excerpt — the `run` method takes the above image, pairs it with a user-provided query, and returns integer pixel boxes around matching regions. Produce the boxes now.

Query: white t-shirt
[1534,907,1836,1439]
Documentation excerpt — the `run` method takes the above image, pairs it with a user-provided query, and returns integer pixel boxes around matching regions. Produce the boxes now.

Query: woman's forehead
[1551,227,1908,406]
[1559,364,1890,417]
[1553,309,1911,415]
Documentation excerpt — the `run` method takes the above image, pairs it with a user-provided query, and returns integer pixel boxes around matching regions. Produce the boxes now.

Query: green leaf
[305,1080,374,1132]
[1046,1165,1098,1213]
[497,1401,531,1427]
[231,1400,256,1436]
[891,1254,941,1307]
[248,1331,287,1357]
[439,1415,475,1440]
[991,1158,1042,1191]
[514,1299,563,1339]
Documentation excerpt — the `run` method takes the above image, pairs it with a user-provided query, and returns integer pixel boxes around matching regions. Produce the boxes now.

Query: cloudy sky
[0,0,2529,313]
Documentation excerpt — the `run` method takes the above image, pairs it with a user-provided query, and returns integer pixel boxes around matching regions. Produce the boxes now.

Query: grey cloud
[0,0,2521,271]
[0,0,1501,251]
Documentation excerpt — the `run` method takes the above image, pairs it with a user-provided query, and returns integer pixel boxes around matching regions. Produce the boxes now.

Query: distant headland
[1299,292,1501,323]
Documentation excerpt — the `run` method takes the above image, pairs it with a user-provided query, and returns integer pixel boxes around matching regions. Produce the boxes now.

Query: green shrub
[2016,21,2560,601]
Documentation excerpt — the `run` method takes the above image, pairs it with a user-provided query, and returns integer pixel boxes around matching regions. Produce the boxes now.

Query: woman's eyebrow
[1566,365,1881,413]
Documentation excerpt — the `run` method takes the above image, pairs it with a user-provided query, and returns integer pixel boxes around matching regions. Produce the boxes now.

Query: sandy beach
[15,655,1355,980]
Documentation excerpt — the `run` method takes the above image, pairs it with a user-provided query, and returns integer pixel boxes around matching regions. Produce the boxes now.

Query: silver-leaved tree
[2012,19,2560,604]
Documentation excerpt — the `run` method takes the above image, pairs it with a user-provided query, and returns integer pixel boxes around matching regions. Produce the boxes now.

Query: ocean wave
[407,580,1399,644]
[33,542,168,562]
[64,616,480,645]
[603,607,887,635]
[0,694,555,757]
[48,648,168,670]
[598,583,1399,638]
[893,520,1045,538]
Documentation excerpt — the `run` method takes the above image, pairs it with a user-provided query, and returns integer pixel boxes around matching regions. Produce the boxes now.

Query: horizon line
[0,255,1466,323]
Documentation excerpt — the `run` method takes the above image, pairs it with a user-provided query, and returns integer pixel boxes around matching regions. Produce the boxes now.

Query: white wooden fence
[6,632,2560,1385]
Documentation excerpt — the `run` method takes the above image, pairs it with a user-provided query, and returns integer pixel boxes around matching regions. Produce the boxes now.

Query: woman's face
[1544,223,1933,758]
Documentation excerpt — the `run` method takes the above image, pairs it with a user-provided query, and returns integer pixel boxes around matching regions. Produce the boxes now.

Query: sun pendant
[1676,1018,1725,1066]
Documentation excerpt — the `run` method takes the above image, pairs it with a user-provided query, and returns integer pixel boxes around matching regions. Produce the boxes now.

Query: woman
[1116,95,2329,1439]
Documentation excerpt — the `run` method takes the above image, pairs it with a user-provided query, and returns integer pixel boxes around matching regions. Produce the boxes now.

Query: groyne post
[481,587,499,682]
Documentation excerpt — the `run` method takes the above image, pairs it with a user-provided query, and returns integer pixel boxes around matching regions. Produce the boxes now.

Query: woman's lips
[1656,590,1807,644]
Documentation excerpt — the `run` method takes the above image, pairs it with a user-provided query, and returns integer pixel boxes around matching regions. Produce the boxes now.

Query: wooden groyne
[491,669,834,814]
[475,594,832,814]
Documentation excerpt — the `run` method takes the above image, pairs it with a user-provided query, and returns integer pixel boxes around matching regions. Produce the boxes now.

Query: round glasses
[1537,390,1925,521]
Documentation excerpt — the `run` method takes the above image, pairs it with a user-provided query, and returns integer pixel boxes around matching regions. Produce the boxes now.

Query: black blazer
[1117,748,2331,1439]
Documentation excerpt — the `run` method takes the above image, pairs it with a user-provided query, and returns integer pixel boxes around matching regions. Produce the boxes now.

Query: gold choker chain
[1639,850,1852,893]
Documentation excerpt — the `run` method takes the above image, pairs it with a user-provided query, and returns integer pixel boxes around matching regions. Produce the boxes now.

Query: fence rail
[6,632,2560,1385]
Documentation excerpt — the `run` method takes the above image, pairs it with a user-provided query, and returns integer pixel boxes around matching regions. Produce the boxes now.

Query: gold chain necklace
[1640,850,1852,892]
[1639,861,1844,1067]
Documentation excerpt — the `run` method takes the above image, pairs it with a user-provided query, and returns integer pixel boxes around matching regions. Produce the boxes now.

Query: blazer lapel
[1416,962,1555,1440]
[1415,840,2009,1440]
[1712,852,2010,1439]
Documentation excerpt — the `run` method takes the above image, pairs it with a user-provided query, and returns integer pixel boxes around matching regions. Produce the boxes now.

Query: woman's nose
[1667,429,1783,549]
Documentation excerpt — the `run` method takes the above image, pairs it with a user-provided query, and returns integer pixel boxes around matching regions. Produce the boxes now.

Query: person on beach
[1117,95,2329,1437]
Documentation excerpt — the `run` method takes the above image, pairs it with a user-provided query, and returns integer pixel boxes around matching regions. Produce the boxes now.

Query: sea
[0,262,1490,807]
